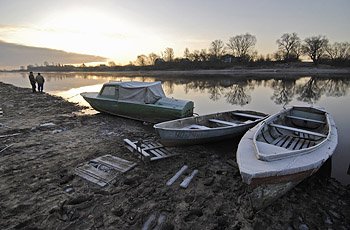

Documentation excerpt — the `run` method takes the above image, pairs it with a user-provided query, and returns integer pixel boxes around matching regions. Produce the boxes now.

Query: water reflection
[0,72,349,185]
[270,79,296,105]
[159,76,350,107]
[225,84,251,105]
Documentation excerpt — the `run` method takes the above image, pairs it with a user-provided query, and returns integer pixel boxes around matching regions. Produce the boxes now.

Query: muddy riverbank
[0,82,349,229]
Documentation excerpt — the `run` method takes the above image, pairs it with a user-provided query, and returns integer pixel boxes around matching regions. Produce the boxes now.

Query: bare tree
[226,33,257,59]
[148,53,159,65]
[189,50,200,61]
[184,48,190,59]
[135,54,148,66]
[302,35,329,64]
[200,49,209,62]
[163,47,174,62]
[108,61,116,67]
[325,42,350,60]
[209,39,225,59]
[276,33,301,61]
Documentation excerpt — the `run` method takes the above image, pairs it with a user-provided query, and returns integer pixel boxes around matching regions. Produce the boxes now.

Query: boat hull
[154,110,268,146]
[81,93,194,123]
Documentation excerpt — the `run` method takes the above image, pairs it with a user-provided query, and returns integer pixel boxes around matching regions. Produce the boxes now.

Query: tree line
[134,33,350,67]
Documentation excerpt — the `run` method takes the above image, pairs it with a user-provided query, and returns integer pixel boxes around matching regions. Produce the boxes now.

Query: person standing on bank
[36,73,45,93]
[28,71,36,93]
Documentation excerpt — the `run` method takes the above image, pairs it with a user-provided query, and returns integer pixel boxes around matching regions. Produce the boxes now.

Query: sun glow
[2,7,167,64]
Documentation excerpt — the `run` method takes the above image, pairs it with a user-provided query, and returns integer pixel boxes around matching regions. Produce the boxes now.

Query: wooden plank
[295,139,305,150]
[75,164,117,187]
[0,144,14,154]
[281,136,293,148]
[75,168,108,187]
[93,155,137,173]
[124,139,179,162]
[149,149,163,158]
[145,143,165,157]
[124,139,151,158]
[148,143,168,157]
[231,112,265,120]
[208,119,238,126]
[288,137,300,150]
[302,140,310,149]
[153,149,167,157]
[142,145,164,151]
[182,124,211,130]
[286,115,325,124]
[150,153,180,161]
[276,135,289,147]
[271,136,284,145]
[0,133,21,138]
[269,123,327,138]
[308,141,316,147]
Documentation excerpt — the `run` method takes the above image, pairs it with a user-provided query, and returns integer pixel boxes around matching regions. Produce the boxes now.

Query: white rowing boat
[236,105,338,210]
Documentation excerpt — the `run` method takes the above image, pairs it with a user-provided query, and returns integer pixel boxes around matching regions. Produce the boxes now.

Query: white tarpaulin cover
[116,81,166,104]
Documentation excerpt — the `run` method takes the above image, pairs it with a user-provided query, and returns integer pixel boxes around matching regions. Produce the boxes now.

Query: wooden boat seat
[269,123,327,138]
[231,112,265,120]
[286,115,326,124]
[209,119,238,126]
[182,124,211,130]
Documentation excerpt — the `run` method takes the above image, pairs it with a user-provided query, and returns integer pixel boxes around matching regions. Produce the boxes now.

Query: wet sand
[0,82,349,229]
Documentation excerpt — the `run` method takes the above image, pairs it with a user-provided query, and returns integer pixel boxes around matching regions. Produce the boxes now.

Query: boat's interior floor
[268,133,318,150]
[258,112,327,151]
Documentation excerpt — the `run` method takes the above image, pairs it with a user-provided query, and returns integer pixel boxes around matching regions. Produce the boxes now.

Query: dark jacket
[36,74,45,84]
[29,73,36,83]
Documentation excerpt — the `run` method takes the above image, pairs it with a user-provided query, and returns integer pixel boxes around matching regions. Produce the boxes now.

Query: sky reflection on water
[1,72,349,185]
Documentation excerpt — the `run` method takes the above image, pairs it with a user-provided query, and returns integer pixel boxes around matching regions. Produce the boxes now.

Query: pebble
[299,224,309,230]
[112,207,124,217]
[64,187,74,193]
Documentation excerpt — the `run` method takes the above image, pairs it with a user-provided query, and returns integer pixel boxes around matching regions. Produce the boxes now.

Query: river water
[1,72,349,185]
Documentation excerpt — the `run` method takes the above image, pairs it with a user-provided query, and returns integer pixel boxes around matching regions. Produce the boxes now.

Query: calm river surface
[1,72,350,185]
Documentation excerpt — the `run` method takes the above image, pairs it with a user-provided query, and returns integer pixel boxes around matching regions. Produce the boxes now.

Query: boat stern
[155,97,194,118]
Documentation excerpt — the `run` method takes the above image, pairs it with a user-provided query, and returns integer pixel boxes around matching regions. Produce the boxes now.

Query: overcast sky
[0,0,349,68]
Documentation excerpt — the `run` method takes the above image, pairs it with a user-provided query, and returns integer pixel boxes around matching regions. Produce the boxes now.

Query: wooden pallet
[75,154,137,187]
[124,139,180,162]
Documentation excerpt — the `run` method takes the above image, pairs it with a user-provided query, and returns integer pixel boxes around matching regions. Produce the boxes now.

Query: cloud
[0,40,107,70]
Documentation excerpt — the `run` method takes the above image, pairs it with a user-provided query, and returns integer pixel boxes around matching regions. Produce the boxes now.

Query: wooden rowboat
[154,110,268,146]
[236,105,338,210]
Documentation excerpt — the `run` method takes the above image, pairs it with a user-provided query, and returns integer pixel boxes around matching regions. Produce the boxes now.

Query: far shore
[2,66,350,77]
[125,67,350,77]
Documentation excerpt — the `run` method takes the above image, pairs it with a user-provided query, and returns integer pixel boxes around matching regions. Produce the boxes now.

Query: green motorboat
[81,81,194,123]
